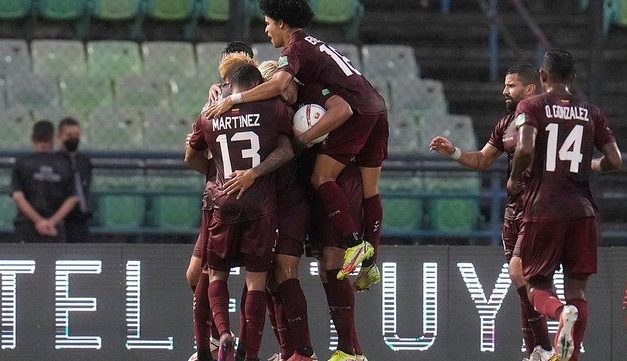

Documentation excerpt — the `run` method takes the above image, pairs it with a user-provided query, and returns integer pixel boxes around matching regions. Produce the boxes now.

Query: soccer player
[189,63,294,361]
[429,64,555,360]
[507,49,622,361]
[205,0,389,283]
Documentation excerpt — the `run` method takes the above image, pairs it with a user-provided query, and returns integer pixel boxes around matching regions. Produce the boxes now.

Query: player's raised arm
[592,141,622,172]
[430,136,502,170]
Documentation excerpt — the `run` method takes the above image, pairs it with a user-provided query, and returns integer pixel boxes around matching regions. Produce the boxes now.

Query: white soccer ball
[293,103,328,144]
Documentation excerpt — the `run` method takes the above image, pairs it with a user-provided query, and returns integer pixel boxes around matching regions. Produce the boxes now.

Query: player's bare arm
[50,196,79,226]
[591,141,622,172]
[508,124,537,193]
[223,134,294,199]
[204,71,293,119]
[184,145,211,175]
[297,95,353,148]
[430,136,502,170]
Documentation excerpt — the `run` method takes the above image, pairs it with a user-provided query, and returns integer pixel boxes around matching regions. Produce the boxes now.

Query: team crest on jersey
[321,88,330,96]
[277,56,288,68]
[515,113,526,128]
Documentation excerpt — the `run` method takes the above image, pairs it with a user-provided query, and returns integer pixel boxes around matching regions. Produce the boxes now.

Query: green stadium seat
[617,0,627,26]
[92,0,141,20]
[7,74,60,108]
[170,77,209,118]
[424,174,480,232]
[328,43,362,71]
[0,40,31,76]
[87,41,142,80]
[142,41,196,78]
[196,42,228,82]
[32,40,87,78]
[87,106,143,150]
[380,176,423,232]
[114,75,169,110]
[417,114,476,154]
[390,78,447,114]
[31,106,85,124]
[60,76,113,114]
[38,0,86,20]
[252,43,282,62]
[142,109,195,151]
[312,0,364,41]
[0,175,16,230]
[362,45,420,80]
[199,0,229,22]
[93,172,146,228]
[144,0,196,21]
[148,174,203,229]
[0,0,33,20]
[0,105,34,150]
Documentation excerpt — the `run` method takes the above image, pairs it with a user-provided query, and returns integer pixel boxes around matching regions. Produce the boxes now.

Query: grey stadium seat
[0,105,34,150]
[417,114,476,154]
[87,106,143,150]
[142,41,196,78]
[362,44,419,79]
[253,43,282,62]
[7,73,60,108]
[390,78,447,115]
[0,39,31,76]
[142,109,195,151]
[196,41,228,83]
[114,75,170,110]
[31,40,87,78]
[387,109,422,155]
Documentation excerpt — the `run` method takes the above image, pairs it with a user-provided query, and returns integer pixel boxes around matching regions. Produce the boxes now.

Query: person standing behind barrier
[57,117,92,243]
[429,64,555,361]
[11,120,78,242]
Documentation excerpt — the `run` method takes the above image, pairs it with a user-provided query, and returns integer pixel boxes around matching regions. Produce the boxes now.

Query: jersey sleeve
[514,99,538,129]
[298,83,334,108]
[278,45,301,77]
[275,101,294,138]
[487,119,505,152]
[189,116,208,151]
[10,159,23,195]
[593,109,616,149]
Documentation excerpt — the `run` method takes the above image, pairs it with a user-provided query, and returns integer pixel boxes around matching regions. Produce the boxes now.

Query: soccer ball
[293,103,328,144]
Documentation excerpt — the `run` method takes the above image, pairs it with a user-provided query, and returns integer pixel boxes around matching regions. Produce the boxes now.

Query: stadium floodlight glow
[0,261,36,350]
[55,260,102,349]
[457,262,511,352]
[382,262,438,351]
[125,261,174,350]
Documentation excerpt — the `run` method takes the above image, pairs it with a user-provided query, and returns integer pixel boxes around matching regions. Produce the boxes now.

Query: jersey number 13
[216,131,261,176]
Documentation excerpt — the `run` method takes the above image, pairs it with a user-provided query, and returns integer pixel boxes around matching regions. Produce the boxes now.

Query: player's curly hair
[258,0,314,28]
[221,41,254,59]
[219,53,258,81]
[258,60,278,82]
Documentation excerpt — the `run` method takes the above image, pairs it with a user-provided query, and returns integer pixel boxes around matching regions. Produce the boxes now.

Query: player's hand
[35,219,58,237]
[222,169,258,200]
[506,177,523,195]
[429,136,455,156]
[203,96,233,120]
[208,83,222,104]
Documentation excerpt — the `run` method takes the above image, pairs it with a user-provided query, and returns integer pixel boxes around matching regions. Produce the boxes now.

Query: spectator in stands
[11,120,78,242]
[57,117,92,243]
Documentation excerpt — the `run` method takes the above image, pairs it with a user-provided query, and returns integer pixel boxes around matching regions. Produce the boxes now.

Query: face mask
[64,138,80,152]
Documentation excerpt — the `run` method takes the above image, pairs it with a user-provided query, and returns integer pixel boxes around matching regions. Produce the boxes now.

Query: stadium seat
[328,43,362,71]
[60,76,114,114]
[6,73,60,108]
[0,0,33,20]
[0,78,5,108]
[199,0,229,22]
[312,0,364,41]
[380,176,423,232]
[38,0,86,20]
[87,41,142,80]
[253,43,282,62]
[389,78,447,115]
[0,175,16,231]
[423,174,480,232]
[417,114,476,154]
[87,106,143,150]
[196,41,228,82]
[148,174,202,229]
[31,106,88,135]
[142,109,195,151]
[32,40,87,78]
[92,0,141,20]
[617,0,627,26]
[93,173,146,228]
[169,77,210,119]
[0,39,31,76]
[0,105,34,150]
[387,109,422,154]
[362,45,420,80]
[142,41,196,78]
[114,75,169,110]
[144,0,196,20]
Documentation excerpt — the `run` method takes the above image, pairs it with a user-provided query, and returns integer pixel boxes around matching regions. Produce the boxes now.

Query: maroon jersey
[189,98,293,222]
[488,112,525,220]
[515,91,615,222]
[297,82,333,109]
[279,30,386,115]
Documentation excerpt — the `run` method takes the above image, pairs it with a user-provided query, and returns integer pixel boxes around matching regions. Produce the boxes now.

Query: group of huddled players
[183,1,388,361]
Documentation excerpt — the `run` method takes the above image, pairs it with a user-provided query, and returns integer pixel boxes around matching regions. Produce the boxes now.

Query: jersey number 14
[545,123,584,173]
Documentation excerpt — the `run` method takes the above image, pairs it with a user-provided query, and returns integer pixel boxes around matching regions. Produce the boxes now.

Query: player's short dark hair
[258,0,314,28]
[542,49,575,82]
[32,120,54,143]
[58,116,80,132]
[506,64,541,90]
[227,63,263,89]
[222,41,254,59]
